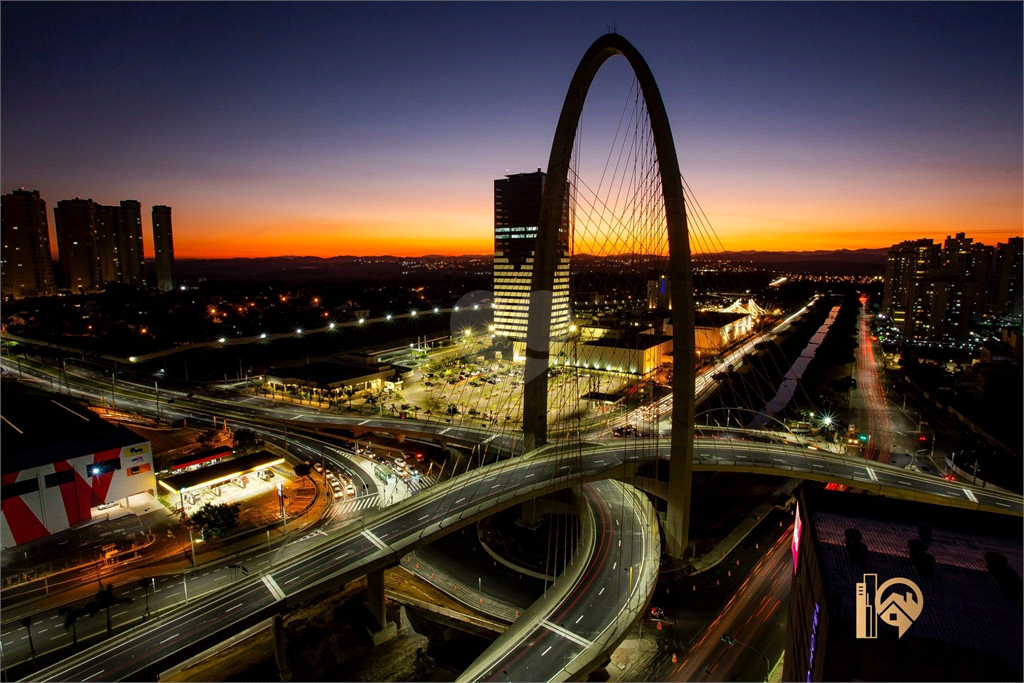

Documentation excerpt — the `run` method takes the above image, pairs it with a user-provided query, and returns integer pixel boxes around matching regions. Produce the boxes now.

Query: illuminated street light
[433,307,440,313]
[129,356,137,363]
[410,310,417,317]
[295,328,303,335]
[358,318,365,324]
[464,328,472,336]
[218,338,226,343]
[453,306,459,312]
[488,325,496,332]
[473,304,479,310]
[328,322,336,329]
[386,314,392,320]
[260,333,267,339]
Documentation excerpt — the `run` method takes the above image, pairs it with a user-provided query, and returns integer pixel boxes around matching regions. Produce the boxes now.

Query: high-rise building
[94,203,122,285]
[54,198,101,294]
[993,237,1023,318]
[152,205,175,291]
[1,189,56,299]
[118,200,146,287]
[493,170,570,342]
[883,234,1023,342]
[882,238,939,339]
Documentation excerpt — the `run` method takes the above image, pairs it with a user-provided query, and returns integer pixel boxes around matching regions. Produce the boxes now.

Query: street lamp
[386,314,392,321]
[218,338,226,343]
[358,318,365,324]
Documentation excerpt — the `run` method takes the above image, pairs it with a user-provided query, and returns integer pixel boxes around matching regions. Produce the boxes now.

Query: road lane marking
[82,670,106,681]
[262,575,286,601]
[575,615,584,624]
[866,467,878,481]
[599,587,605,595]
[541,620,593,648]
[542,646,552,656]
[226,602,245,612]
[159,633,179,644]
[456,498,466,503]
[362,529,390,551]
[419,514,429,520]
[525,473,535,478]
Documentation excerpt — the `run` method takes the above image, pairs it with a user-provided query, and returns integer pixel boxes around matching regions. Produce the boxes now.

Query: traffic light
[858,433,869,443]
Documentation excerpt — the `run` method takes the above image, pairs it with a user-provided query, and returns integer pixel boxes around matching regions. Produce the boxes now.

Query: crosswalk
[334,493,380,514]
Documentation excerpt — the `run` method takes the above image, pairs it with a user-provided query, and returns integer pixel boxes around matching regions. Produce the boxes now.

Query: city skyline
[2,2,1021,259]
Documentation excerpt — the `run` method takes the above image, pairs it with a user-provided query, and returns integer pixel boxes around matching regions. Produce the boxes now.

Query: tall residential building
[54,198,101,294]
[993,237,1023,318]
[882,233,1022,342]
[94,203,122,284]
[493,170,570,342]
[882,238,939,339]
[1,189,56,299]
[118,200,146,287]
[152,205,175,291]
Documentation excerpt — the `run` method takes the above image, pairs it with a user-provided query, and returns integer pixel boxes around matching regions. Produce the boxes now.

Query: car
[346,483,355,496]
[414,452,424,462]
[313,463,324,474]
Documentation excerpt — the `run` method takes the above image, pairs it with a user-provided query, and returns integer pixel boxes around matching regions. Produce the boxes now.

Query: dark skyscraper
[54,198,101,294]
[118,200,146,287]
[94,203,122,285]
[1,189,56,299]
[152,205,175,291]
[493,170,570,343]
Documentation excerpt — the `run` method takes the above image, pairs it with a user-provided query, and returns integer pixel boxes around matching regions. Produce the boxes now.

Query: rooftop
[159,451,285,494]
[694,310,749,328]
[0,380,146,472]
[266,361,392,385]
[803,487,1022,671]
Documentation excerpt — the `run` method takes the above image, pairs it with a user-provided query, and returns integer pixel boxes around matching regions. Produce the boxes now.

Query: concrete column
[366,568,387,630]
[273,613,292,681]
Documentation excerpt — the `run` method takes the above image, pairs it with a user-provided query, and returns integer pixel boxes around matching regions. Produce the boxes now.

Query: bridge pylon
[521,33,695,558]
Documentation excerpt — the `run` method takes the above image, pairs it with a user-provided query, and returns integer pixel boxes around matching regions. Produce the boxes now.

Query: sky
[2,2,1021,259]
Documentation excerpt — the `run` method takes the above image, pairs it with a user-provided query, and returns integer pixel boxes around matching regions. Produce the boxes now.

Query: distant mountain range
[167,248,886,281]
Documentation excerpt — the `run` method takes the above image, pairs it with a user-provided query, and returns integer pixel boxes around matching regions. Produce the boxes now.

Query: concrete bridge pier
[366,568,397,645]
[273,613,293,681]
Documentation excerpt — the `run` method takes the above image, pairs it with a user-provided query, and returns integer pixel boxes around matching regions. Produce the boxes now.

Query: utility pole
[111,371,117,409]
[155,380,162,423]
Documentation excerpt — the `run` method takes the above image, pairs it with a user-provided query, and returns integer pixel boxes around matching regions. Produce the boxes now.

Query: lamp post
[720,635,770,682]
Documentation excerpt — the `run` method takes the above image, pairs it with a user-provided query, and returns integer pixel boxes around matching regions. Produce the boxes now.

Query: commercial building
[493,170,571,342]
[152,205,175,291]
[516,327,672,377]
[882,234,1023,342]
[785,486,1022,682]
[0,382,155,549]
[158,451,284,509]
[1,189,56,299]
[693,311,754,356]
[265,361,398,397]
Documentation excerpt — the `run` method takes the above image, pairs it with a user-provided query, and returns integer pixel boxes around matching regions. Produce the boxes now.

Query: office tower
[94,203,122,284]
[493,170,570,342]
[54,198,101,294]
[1,189,56,298]
[647,275,670,310]
[118,200,146,287]
[152,205,175,291]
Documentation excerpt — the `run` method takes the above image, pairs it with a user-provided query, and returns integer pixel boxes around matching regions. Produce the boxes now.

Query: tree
[59,605,86,646]
[85,583,133,637]
[188,502,241,540]
[232,427,261,455]
[292,461,312,480]
[197,429,218,447]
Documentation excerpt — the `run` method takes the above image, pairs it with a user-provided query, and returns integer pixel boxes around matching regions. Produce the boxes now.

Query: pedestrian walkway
[334,493,380,515]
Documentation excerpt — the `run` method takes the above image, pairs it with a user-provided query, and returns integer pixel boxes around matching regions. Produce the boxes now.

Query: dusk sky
[2,2,1021,259]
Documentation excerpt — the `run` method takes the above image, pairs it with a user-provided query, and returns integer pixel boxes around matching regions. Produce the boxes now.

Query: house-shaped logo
[856,574,924,639]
